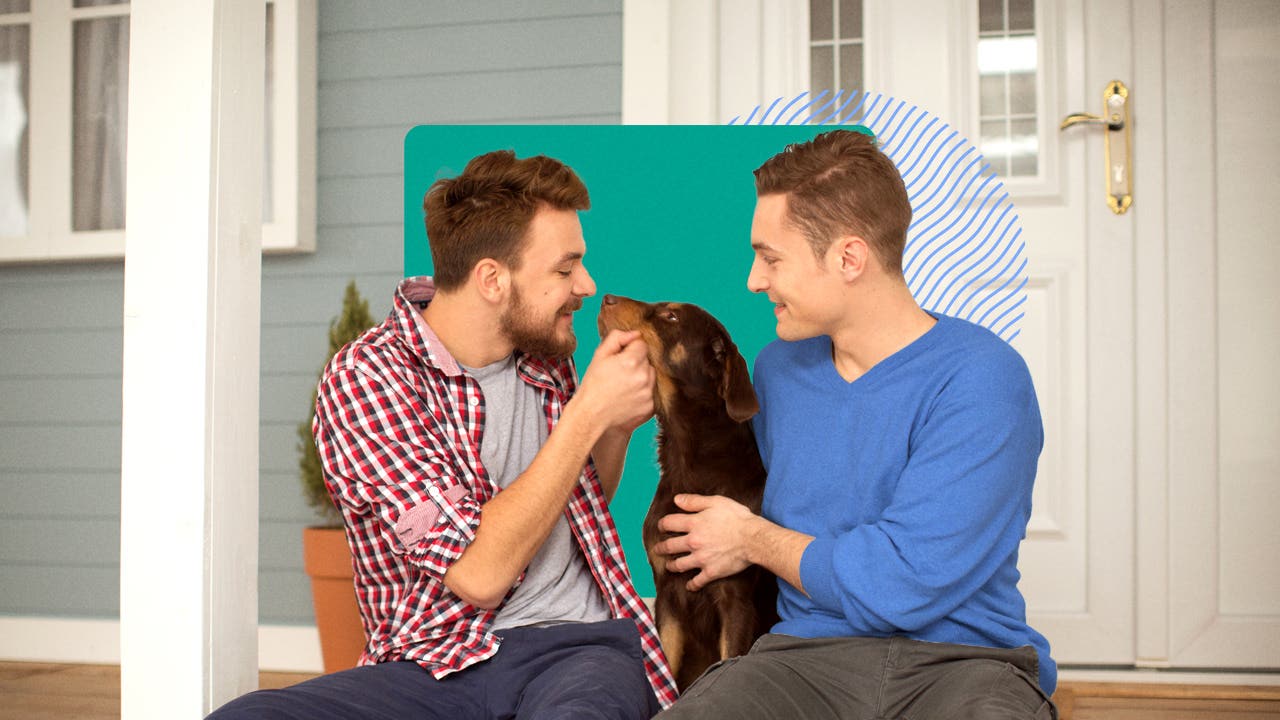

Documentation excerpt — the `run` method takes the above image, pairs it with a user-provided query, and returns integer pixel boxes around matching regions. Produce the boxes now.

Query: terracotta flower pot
[302,526,366,674]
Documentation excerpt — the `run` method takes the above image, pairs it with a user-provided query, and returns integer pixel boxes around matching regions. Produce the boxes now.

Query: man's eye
[556,270,572,277]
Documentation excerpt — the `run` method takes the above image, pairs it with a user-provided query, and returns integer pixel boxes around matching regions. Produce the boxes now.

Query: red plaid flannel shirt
[312,277,677,707]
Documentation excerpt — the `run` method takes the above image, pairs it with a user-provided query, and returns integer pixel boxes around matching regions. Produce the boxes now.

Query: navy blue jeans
[207,619,660,720]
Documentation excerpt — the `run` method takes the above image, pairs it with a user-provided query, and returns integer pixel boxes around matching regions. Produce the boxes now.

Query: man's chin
[517,331,576,359]
[774,320,817,343]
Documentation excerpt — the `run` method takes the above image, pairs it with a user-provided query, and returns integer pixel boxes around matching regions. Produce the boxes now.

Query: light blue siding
[0,0,623,625]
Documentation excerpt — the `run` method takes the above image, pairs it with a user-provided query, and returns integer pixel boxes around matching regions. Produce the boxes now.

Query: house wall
[0,0,622,629]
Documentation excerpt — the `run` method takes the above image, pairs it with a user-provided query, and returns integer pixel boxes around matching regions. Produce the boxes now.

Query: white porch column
[120,0,264,717]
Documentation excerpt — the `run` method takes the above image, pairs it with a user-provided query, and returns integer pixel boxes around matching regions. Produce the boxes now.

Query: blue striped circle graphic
[731,90,1027,344]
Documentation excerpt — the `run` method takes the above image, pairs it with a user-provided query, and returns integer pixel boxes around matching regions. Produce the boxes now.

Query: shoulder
[324,322,413,385]
[929,315,1037,409]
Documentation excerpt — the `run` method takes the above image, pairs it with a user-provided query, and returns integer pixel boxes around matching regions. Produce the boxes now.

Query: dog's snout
[602,294,618,305]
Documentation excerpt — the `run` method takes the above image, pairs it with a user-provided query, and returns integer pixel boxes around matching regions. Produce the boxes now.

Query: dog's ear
[712,336,759,422]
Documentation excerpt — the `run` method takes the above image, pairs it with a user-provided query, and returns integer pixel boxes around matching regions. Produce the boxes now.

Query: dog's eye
[663,310,679,322]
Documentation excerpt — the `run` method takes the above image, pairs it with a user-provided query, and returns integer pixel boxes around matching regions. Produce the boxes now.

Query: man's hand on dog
[578,329,655,433]
[655,494,763,592]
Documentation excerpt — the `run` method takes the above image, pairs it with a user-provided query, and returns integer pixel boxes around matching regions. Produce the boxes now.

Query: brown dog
[597,294,778,692]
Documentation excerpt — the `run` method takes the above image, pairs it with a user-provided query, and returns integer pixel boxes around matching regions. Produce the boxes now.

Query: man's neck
[827,278,936,383]
[421,290,514,368]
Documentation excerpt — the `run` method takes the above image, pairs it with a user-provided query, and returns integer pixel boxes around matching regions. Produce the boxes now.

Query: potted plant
[298,280,375,674]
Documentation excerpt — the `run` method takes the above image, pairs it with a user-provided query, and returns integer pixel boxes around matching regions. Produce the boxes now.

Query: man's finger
[658,512,693,535]
[598,329,641,355]
[686,571,710,592]
[654,534,690,557]
[620,335,650,359]
[673,494,715,512]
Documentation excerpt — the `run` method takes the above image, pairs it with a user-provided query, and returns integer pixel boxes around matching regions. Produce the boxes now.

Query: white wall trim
[621,0,807,124]
[0,617,323,673]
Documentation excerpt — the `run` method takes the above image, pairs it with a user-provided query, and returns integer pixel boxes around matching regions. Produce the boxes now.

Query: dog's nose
[602,294,618,305]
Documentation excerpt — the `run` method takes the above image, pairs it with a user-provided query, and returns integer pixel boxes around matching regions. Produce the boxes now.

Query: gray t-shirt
[460,354,611,630]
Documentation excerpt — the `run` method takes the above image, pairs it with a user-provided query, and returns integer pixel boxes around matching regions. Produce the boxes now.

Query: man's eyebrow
[556,251,584,264]
[751,241,777,253]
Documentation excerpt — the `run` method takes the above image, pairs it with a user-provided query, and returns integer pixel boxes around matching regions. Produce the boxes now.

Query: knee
[523,647,656,720]
[205,689,295,720]
[950,663,1052,720]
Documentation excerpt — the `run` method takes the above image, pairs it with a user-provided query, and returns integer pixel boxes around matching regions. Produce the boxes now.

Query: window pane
[1009,117,1038,176]
[810,0,833,41]
[976,1,1039,180]
[838,0,862,39]
[839,41,863,93]
[980,72,1006,117]
[811,45,833,93]
[0,1,29,13]
[1007,0,1035,32]
[1009,69,1036,115]
[264,1,274,222]
[0,24,28,237]
[980,119,1011,176]
[73,16,129,232]
[979,0,1004,32]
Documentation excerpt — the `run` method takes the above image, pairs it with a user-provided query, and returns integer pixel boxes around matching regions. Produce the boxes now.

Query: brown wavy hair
[423,150,590,291]
[753,130,911,275]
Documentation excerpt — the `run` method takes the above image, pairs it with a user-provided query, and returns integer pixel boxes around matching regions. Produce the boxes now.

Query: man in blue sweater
[653,130,1056,719]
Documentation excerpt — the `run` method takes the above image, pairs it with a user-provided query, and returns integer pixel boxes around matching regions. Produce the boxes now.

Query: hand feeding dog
[597,294,779,692]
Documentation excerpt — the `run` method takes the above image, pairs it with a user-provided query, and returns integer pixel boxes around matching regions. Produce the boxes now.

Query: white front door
[622,0,1280,671]
[863,0,1138,666]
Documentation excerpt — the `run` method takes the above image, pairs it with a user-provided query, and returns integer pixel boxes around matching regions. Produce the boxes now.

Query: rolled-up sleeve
[314,359,480,579]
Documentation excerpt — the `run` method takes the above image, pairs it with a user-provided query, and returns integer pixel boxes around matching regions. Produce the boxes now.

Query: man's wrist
[743,513,773,567]
[559,395,606,448]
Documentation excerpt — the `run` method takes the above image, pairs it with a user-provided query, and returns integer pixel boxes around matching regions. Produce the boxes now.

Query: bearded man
[208,150,676,719]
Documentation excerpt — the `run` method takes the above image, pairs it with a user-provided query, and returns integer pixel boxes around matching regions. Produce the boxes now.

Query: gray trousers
[655,635,1055,720]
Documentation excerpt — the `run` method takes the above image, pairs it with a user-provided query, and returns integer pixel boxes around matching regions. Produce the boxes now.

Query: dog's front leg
[715,587,758,660]
[657,611,686,681]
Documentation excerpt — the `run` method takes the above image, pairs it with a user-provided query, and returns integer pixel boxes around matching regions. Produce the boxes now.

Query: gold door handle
[1061,80,1132,214]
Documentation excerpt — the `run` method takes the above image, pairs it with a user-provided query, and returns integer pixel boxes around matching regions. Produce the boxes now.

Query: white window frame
[0,0,315,264]
[955,0,1065,200]
[623,0,1064,202]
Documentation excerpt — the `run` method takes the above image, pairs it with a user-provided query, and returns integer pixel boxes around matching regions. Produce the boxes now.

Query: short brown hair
[753,130,911,274]
[423,149,590,291]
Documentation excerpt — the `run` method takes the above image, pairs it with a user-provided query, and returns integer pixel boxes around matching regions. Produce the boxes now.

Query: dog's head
[597,294,758,423]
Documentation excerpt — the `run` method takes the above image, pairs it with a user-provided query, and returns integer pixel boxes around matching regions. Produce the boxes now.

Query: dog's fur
[598,294,778,691]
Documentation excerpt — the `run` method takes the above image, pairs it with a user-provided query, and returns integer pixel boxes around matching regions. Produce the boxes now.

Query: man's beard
[499,284,582,359]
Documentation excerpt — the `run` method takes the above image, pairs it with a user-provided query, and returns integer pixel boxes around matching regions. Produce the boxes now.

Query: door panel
[1162,0,1280,668]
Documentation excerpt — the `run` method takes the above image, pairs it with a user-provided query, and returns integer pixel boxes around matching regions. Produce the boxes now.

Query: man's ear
[472,259,509,303]
[831,235,870,282]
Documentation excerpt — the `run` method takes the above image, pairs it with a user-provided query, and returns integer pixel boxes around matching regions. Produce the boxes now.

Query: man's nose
[576,266,597,297]
[746,259,767,293]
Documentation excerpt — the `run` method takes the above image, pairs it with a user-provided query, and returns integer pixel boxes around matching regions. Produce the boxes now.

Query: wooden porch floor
[4,661,1279,719]
[0,662,318,719]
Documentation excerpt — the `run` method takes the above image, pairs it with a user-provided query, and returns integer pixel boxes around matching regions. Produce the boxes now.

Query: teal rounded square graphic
[404,125,833,596]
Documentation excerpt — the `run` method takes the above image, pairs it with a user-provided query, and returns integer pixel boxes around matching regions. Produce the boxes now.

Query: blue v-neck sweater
[752,314,1056,694]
